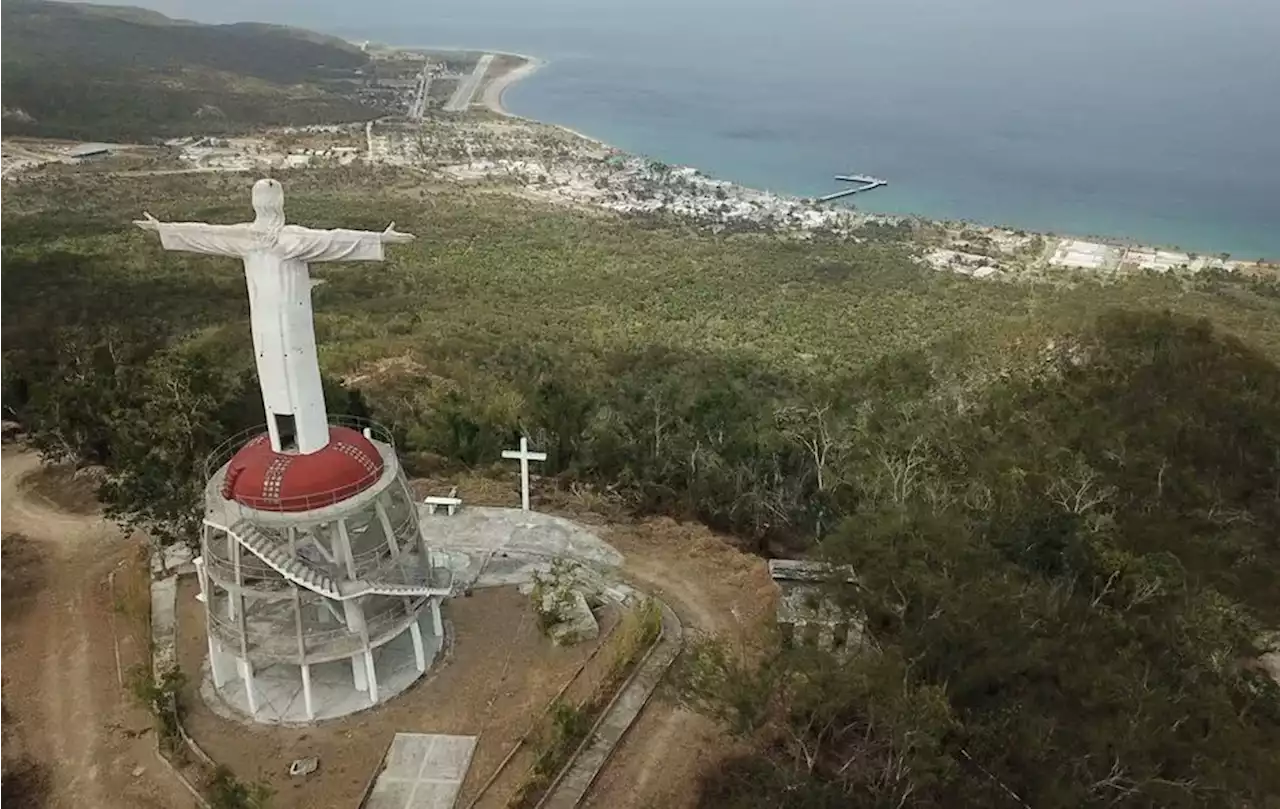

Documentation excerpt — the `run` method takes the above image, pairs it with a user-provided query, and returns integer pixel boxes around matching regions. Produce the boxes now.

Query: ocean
[123,0,1280,257]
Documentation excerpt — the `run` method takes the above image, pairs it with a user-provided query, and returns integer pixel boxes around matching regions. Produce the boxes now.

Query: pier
[817,173,887,203]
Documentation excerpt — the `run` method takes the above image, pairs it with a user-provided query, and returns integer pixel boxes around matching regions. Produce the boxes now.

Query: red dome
[220,426,385,512]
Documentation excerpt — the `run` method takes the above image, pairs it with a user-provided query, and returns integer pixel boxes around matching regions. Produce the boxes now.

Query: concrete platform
[420,507,623,591]
[366,733,477,809]
[202,611,442,725]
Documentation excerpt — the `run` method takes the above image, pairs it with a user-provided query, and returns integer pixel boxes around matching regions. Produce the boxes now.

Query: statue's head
[251,178,285,230]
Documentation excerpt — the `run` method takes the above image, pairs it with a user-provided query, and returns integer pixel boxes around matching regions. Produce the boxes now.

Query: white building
[197,419,452,723]
[66,143,112,162]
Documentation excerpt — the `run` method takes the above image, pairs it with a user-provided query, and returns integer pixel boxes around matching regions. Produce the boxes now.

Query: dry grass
[1,533,46,622]
[502,599,663,809]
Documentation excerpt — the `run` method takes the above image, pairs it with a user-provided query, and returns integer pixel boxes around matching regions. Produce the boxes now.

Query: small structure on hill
[768,559,864,656]
[67,142,112,162]
[138,179,451,723]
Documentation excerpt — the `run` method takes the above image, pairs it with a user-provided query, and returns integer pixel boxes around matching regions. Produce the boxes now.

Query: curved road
[1,449,196,809]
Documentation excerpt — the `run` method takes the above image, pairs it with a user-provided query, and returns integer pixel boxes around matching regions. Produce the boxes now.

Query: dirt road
[1,448,196,809]
[581,519,776,809]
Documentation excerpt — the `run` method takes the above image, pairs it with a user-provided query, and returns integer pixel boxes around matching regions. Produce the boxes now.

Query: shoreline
[479,53,545,117]
[478,54,615,151]
[467,55,1271,262]
[374,44,615,150]
[314,44,1269,263]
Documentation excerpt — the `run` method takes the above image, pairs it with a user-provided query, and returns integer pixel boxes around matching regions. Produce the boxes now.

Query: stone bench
[424,487,462,516]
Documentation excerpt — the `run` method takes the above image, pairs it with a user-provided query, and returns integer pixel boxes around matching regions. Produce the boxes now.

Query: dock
[817,173,887,203]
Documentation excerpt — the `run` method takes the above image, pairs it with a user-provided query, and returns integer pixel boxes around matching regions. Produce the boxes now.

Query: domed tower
[198,418,451,723]
[138,179,448,723]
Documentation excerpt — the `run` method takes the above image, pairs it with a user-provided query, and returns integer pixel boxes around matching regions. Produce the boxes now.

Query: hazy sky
[88,0,1280,35]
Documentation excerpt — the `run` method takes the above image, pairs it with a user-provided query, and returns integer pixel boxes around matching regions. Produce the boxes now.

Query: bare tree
[775,403,843,493]
[1046,459,1115,515]
[876,435,930,505]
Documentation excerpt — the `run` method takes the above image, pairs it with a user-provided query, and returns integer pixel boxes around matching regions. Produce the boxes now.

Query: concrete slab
[152,543,196,578]
[419,507,623,590]
[151,576,178,673]
[366,733,478,809]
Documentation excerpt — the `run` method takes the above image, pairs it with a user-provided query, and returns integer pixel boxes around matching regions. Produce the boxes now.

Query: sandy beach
[480,53,545,115]
[477,53,614,150]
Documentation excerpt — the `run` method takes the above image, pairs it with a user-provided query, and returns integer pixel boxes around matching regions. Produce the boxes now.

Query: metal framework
[195,420,452,721]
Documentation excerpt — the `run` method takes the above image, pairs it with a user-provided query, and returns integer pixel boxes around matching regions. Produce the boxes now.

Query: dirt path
[579,519,776,809]
[2,452,102,541]
[1,448,196,809]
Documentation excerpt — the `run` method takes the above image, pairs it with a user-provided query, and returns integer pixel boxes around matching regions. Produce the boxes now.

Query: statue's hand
[381,222,416,244]
[133,212,161,232]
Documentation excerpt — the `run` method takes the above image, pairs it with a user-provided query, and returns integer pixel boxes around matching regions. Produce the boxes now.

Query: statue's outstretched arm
[380,222,415,244]
[281,224,416,262]
[133,212,162,232]
[134,213,253,258]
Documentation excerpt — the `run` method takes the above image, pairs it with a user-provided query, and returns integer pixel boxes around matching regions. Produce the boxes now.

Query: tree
[98,348,262,548]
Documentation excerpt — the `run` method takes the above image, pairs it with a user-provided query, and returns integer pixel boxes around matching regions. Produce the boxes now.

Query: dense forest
[3,168,1279,806]
[1,0,378,140]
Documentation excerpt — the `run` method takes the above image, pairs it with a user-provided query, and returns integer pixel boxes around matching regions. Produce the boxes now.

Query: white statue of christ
[135,178,414,455]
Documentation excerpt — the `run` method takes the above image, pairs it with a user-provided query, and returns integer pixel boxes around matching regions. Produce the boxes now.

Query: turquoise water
[120,0,1280,257]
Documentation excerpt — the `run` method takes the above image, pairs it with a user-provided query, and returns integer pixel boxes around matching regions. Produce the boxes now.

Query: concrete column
[817,624,834,652]
[403,480,430,560]
[232,536,252,701]
[194,556,208,604]
[351,655,368,692]
[301,664,315,720]
[237,658,258,715]
[291,585,307,661]
[375,498,400,560]
[226,529,237,619]
[336,520,358,579]
[208,638,231,687]
[365,650,379,704]
[410,620,426,672]
[342,600,367,634]
[430,598,443,638]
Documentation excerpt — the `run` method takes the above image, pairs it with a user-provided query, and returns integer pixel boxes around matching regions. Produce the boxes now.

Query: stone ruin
[769,559,865,657]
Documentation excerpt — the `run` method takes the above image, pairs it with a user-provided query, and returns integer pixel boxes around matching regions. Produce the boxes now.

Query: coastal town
[2,48,1272,281]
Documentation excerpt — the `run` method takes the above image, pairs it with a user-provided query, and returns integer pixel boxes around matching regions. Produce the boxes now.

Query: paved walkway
[420,506,625,590]
[365,733,477,809]
[538,601,683,809]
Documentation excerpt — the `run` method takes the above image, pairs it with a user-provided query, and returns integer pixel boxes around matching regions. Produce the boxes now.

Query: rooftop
[67,143,112,157]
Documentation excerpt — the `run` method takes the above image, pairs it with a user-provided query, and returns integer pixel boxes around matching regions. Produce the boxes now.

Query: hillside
[0,0,378,140]
[4,166,1280,806]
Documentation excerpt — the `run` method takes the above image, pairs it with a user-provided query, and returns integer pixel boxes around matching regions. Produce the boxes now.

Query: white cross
[501,436,547,512]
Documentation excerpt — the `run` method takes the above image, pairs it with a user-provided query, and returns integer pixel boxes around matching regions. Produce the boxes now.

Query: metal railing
[208,594,430,663]
[203,415,398,513]
[203,534,286,585]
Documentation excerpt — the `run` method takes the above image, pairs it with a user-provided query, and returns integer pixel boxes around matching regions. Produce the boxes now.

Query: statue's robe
[154,222,386,453]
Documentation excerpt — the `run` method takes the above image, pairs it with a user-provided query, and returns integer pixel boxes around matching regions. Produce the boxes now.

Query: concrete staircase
[221,520,450,601]
[232,519,340,596]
